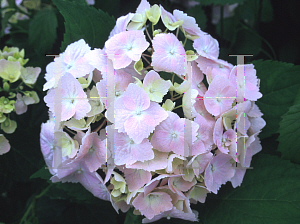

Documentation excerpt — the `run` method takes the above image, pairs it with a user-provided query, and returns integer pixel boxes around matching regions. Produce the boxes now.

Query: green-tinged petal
[1,118,17,134]
[146,4,160,25]
[186,50,198,61]
[134,59,143,75]
[0,113,6,123]
[24,91,39,104]
[0,60,21,83]
[162,99,175,111]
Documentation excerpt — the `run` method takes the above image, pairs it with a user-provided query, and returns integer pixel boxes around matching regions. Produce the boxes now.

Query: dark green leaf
[277,89,300,164]
[124,208,143,224]
[30,167,51,180]
[52,0,115,51]
[252,60,300,139]
[197,154,300,223]
[193,0,245,6]
[28,7,58,54]
[1,10,16,37]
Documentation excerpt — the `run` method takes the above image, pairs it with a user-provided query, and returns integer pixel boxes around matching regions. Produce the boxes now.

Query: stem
[171,94,183,101]
[176,27,179,38]
[19,184,52,224]
[172,105,182,110]
[142,54,151,66]
[144,25,152,42]
[63,126,76,135]
[93,118,107,133]
[170,73,175,98]
[152,23,154,36]
[142,53,151,58]
[183,36,187,47]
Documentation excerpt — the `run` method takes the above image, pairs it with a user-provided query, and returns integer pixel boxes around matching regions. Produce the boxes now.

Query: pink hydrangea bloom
[151,111,199,156]
[193,34,219,59]
[168,176,195,198]
[44,73,91,121]
[0,134,10,155]
[142,206,198,223]
[43,39,94,91]
[173,9,205,36]
[203,75,235,116]
[84,48,108,79]
[229,64,262,102]
[96,69,133,108]
[190,61,207,96]
[188,152,213,177]
[105,30,149,69]
[124,168,152,192]
[196,56,233,83]
[204,153,235,194]
[109,13,134,38]
[160,5,178,31]
[213,117,237,154]
[192,114,214,155]
[114,83,168,144]
[14,93,35,115]
[114,130,154,166]
[126,149,169,171]
[132,191,173,220]
[74,129,106,172]
[151,33,186,77]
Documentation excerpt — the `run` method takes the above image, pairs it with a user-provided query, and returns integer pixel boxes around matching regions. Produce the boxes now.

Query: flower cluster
[0,46,41,155]
[40,0,266,222]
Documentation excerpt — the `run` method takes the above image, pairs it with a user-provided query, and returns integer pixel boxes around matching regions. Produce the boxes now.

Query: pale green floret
[186,50,198,61]
[134,59,143,75]
[162,99,175,111]
[24,91,39,104]
[0,60,21,83]
[153,29,162,37]
[3,82,10,92]
[0,97,15,114]
[0,113,6,123]
[146,4,160,25]
[1,118,17,134]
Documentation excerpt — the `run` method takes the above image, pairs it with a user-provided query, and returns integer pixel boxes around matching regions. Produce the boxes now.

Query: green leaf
[186,5,207,31]
[233,28,262,56]
[52,0,115,51]
[124,208,143,224]
[277,89,300,164]
[252,60,300,139]
[197,154,300,223]
[261,0,274,22]
[30,166,52,180]
[1,10,16,37]
[194,0,245,6]
[28,7,58,54]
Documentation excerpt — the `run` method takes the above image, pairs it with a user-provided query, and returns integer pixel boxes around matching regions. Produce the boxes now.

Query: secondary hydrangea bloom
[40,0,266,222]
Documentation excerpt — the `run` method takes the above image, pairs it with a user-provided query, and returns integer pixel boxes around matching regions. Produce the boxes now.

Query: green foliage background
[0,0,300,223]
